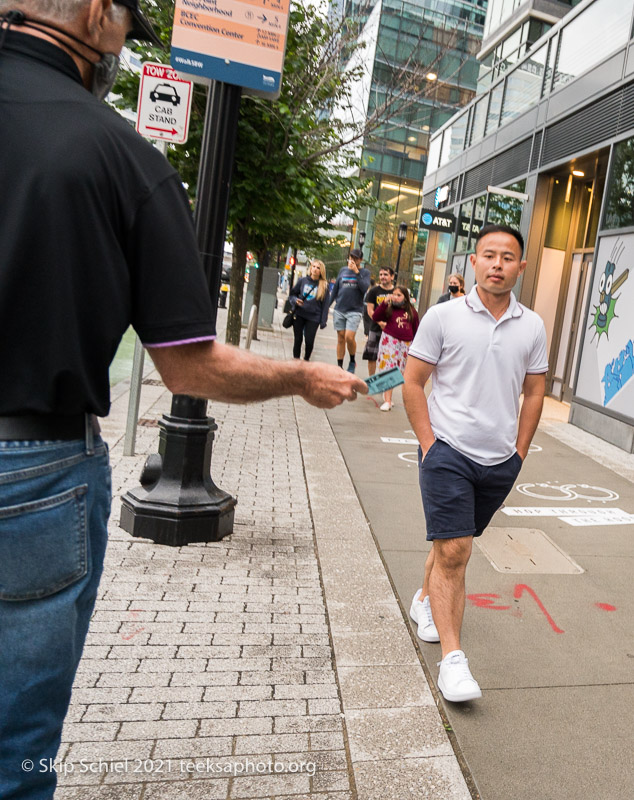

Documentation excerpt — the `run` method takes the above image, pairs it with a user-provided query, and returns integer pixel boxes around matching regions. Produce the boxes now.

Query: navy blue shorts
[418,439,523,540]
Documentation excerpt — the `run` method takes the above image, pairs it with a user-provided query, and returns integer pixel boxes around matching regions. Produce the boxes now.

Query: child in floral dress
[372,286,419,411]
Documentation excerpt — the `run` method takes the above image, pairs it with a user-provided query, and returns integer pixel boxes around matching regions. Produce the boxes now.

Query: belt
[0,414,100,441]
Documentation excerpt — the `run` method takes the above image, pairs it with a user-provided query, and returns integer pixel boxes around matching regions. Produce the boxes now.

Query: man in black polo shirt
[0,2,366,797]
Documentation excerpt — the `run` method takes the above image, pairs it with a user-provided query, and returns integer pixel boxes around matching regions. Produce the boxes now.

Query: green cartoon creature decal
[590,239,629,341]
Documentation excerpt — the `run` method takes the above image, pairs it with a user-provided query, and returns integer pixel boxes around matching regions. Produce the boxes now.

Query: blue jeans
[0,437,111,800]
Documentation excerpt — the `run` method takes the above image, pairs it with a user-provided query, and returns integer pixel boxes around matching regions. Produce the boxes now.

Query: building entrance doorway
[532,154,607,400]
[552,252,593,401]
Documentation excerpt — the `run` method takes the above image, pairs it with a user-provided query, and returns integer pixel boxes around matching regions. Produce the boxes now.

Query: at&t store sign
[420,210,456,233]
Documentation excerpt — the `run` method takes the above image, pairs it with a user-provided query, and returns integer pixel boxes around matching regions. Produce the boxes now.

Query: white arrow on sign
[136,62,193,145]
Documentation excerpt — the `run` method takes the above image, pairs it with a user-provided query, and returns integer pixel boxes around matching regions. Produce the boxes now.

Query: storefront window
[603,137,634,230]
[545,177,574,249]
[487,180,526,229]
[574,181,593,249]
[585,175,604,246]
[455,199,473,253]
[429,233,452,305]
[472,195,486,243]
[411,229,428,302]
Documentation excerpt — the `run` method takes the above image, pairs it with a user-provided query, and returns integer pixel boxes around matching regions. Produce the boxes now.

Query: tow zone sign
[136,62,193,145]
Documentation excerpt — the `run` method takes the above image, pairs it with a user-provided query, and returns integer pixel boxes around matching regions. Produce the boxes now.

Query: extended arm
[403,356,436,454]
[372,301,388,330]
[148,340,367,409]
[358,269,371,295]
[289,278,302,309]
[516,373,546,459]
[372,302,386,322]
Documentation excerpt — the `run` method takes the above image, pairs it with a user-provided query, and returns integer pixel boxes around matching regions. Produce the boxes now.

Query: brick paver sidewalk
[53,308,471,800]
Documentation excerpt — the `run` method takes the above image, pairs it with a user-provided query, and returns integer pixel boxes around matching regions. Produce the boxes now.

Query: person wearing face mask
[372,286,419,411]
[437,273,466,303]
[0,3,367,797]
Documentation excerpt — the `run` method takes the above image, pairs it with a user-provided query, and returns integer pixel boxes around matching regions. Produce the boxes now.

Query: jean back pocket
[0,485,88,601]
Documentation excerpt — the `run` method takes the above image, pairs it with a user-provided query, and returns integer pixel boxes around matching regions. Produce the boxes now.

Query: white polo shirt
[408,286,548,465]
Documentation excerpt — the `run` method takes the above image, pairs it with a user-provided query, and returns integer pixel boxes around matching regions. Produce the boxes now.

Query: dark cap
[114,0,162,47]
[349,248,363,260]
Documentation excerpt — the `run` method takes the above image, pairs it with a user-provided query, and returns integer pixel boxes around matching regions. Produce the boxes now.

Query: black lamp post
[394,222,408,284]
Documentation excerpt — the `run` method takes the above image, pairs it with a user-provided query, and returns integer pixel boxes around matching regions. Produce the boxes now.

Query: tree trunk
[252,247,269,308]
[226,223,248,346]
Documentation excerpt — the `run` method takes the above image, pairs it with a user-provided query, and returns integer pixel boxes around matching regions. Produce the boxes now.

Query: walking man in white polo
[403,224,548,702]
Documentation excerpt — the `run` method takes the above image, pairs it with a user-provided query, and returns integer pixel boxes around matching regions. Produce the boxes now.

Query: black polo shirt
[0,32,216,417]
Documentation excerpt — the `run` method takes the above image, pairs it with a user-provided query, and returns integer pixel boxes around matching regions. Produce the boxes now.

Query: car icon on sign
[149,83,180,106]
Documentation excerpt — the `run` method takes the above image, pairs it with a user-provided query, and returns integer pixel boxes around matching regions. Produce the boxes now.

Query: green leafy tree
[224,2,380,344]
[112,1,452,344]
[113,2,375,345]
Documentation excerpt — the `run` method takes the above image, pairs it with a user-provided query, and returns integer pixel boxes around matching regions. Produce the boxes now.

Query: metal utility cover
[476,528,584,574]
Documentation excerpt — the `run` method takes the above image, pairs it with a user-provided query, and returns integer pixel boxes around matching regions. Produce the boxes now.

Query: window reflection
[485,82,503,135]
[501,44,546,125]
[553,0,631,92]
[487,180,526,229]
[470,96,487,145]
[603,137,634,230]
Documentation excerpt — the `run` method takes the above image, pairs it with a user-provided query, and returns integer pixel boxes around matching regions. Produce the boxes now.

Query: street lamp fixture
[426,72,437,81]
[395,222,408,283]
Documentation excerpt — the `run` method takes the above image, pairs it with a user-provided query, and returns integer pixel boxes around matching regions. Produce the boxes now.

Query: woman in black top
[288,260,330,360]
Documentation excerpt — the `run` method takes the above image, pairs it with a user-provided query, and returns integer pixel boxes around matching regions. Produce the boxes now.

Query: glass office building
[420,0,634,451]
[344,0,487,296]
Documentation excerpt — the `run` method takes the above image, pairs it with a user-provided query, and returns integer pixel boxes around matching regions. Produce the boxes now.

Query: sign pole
[121,0,291,546]
[120,82,242,547]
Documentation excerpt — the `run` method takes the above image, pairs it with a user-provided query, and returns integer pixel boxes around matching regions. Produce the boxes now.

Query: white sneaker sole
[437,675,482,703]
[408,595,440,643]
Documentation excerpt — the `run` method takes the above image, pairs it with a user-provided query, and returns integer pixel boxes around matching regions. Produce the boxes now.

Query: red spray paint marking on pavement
[467,585,564,633]
[595,603,617,611]
[466,593,510,610]
[513,584,564,634]
[121,608,146,640]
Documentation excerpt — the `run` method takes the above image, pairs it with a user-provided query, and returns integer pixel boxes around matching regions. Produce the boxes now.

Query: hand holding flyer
[364,367,405,395]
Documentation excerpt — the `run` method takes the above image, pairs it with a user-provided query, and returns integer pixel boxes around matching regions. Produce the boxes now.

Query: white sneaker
[409,590,440,643]
[379,401,392,412]
[437,650,482,702]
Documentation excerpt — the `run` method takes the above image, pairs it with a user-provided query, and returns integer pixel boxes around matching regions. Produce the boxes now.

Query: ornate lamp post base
[120,396,236,547]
